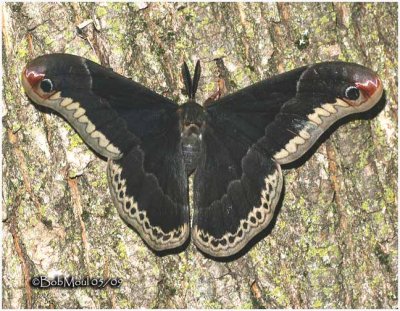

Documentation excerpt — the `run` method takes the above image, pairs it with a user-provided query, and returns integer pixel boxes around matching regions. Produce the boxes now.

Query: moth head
[178,102,205,139]
[299,62,383,112]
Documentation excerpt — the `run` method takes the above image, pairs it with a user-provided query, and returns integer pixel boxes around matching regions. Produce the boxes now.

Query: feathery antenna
[181,60,201,100]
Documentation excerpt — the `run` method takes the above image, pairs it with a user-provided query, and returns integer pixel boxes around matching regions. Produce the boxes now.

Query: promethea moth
[21,54,383,257]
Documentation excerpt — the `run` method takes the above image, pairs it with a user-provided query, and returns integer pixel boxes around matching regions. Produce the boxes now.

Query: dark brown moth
[22,54,383,257]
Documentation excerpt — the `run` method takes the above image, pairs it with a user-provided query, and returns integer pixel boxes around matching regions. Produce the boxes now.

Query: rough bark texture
[2,2,397,309]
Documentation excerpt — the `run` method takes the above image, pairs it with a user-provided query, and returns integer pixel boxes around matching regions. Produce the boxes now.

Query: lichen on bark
[2,2,397,308]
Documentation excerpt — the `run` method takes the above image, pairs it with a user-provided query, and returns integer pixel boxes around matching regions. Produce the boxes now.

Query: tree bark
[2,2,397,308]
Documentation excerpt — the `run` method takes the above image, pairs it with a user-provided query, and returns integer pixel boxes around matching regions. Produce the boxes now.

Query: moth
[21,54,383,257]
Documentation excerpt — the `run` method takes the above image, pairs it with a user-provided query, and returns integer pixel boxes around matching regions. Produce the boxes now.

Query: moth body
[178,101,205,175]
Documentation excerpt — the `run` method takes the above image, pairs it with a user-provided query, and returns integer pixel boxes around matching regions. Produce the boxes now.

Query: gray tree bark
[2,2,397,308]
